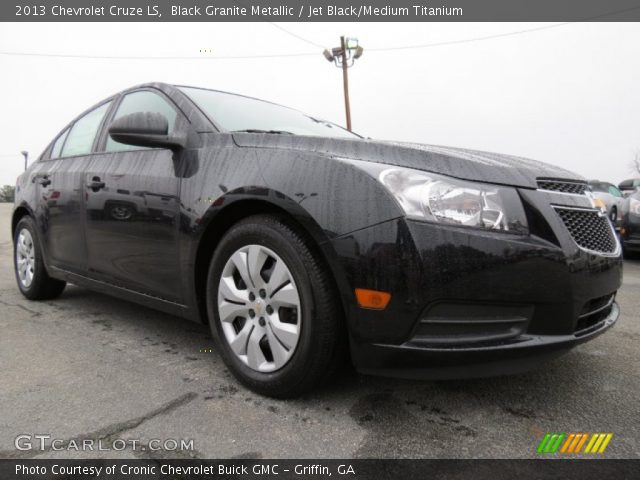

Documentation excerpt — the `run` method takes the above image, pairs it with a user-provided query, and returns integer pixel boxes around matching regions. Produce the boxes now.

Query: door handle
[87,177,106,191]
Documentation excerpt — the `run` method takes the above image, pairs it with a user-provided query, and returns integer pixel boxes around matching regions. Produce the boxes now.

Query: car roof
[619,178,640,187]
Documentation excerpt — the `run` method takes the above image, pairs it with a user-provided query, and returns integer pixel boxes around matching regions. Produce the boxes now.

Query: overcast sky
[0,22,639,186]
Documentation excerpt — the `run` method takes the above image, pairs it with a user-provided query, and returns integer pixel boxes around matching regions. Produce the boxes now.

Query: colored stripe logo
[537,433,613,454]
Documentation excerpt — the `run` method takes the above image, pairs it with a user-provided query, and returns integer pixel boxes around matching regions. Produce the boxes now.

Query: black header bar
[4,0,640,22]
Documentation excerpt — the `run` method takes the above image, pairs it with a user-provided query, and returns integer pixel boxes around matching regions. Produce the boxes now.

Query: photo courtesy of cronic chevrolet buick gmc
[12,82,622,398]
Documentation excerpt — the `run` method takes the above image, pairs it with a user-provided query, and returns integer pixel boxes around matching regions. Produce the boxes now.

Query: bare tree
[0,185,15,203]
[633,150,640,176]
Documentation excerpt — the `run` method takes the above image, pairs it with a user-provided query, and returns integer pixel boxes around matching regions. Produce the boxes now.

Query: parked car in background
[588,180,624,224]
[618,178,640,197]
[12,82,623,397]
[620,190,640,257]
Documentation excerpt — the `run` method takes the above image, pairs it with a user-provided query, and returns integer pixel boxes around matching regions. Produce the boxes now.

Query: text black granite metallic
[12,83,622,397]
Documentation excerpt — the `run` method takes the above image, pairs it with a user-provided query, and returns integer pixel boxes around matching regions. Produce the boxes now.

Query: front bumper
[357,302,618,379]
[330,190,623,379]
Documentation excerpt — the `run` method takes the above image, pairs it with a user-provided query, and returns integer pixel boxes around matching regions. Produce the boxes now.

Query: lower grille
[575,295,615,335]
[411,303,533,347]
[554,207,618,254]
[580,294,614,316]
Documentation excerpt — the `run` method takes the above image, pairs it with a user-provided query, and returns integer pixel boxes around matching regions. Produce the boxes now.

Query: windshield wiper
[232,129,294,135]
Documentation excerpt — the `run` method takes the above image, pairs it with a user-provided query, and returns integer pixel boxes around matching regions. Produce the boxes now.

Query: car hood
[232,134,582,189]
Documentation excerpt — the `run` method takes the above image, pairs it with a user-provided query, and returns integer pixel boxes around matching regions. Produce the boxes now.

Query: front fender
[256,148,403,236]
[178,143,403,322]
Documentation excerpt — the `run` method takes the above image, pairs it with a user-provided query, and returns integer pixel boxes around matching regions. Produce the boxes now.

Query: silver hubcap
[16,228,35,288]
[111,206,132,220]
[217,245,301,372]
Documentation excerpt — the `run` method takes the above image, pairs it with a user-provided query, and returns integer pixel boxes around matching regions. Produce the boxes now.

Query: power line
[367,3,640,51]
[0,22,567,60]
[0,50,319,60]
[367,22,572,51]
[229,0,326,49]
[267,22,325,49]
[0,19,618,60]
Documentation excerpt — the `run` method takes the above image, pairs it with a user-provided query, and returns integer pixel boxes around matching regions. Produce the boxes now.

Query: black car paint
[13,82,623,378]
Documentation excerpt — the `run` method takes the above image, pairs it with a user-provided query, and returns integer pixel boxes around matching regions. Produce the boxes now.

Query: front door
[83,89,184,303]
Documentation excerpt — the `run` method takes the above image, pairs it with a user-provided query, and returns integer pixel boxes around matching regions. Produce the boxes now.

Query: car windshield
[179,86,360,139]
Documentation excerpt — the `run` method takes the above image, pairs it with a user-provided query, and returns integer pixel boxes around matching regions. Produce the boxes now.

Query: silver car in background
[620,190,640,257]
[618,178,640,197]
[588,180,624,224]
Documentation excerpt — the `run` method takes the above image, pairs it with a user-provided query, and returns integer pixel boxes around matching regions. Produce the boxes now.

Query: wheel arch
[191,193,352,330]
[11,204,34,238]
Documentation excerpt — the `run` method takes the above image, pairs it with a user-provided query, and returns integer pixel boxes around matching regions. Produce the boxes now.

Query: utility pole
[20,151,28,171]
[323,37,363,132]
[339,36,352,131]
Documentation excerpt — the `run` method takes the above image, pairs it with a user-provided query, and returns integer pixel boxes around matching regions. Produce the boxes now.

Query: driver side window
[105,90,178,152]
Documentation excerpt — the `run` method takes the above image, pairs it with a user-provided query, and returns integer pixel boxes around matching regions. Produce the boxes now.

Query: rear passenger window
[61,101,111,157]
[50,128,69,159]
[105,91,177,152]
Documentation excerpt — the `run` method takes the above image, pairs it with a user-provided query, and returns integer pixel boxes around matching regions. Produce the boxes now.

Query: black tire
[14,216,66,300]
[206,214,345,398]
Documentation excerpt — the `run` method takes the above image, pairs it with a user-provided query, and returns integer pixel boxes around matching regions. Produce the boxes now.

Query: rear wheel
[14,216,66,300]
[206,215,344,398]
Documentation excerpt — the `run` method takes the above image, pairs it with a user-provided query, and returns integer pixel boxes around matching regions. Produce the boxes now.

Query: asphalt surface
[0,202,638,459]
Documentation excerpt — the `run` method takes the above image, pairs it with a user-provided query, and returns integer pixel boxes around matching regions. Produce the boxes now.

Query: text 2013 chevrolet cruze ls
[13,83,622,397]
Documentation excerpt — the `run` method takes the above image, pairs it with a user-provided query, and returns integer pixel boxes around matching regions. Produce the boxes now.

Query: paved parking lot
[0,202,638,459]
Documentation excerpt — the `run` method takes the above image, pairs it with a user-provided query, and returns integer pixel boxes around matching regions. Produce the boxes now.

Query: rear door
[35,100,112,274]
[83,89,184,303]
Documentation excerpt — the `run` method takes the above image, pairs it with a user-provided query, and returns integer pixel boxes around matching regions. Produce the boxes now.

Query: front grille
[554,207,617,254]
[537,179,588,195]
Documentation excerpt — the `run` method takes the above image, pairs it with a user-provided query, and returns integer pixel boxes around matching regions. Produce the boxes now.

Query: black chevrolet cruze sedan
[13,82,622,397]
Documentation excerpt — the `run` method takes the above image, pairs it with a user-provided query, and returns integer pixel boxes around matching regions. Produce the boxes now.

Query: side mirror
[108,112,185,150]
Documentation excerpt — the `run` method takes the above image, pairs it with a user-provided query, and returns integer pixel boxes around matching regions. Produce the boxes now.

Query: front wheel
[206,215,344,398]
[14,216,66,300]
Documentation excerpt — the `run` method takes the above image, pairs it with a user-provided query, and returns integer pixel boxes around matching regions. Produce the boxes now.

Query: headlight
[377,166,528,233]
[630,197,640,216]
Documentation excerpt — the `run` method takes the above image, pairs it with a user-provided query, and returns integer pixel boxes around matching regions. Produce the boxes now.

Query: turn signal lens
[355,288,391,310]
[591,197,606,213]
